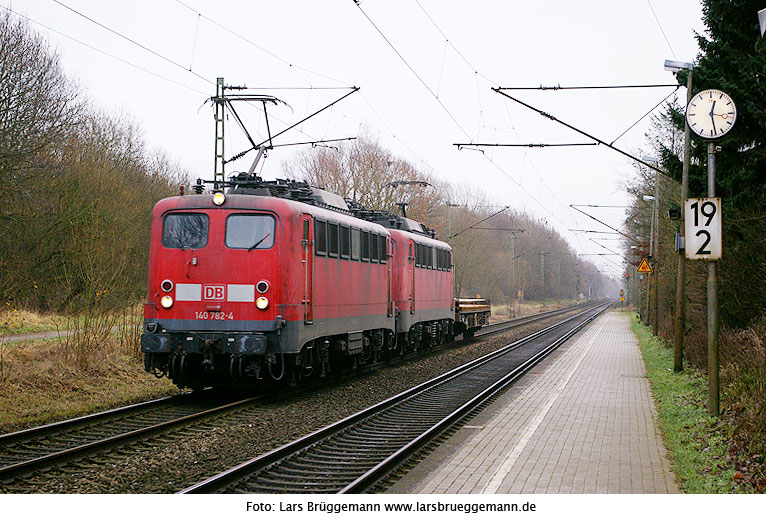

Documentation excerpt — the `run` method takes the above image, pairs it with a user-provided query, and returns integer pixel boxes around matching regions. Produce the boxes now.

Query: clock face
[686,89,737,139]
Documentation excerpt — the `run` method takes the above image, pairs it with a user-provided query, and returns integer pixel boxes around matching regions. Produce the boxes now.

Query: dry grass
[0,336,176,433]
[0,306,176,433]
[719,315,766,490]
[0,306,68,335]
[491,299,581,322]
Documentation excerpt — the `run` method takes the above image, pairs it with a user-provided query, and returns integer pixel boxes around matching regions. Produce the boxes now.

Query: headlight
[160,295,174,309]
[256,296,269,310]
[212,192,226,206]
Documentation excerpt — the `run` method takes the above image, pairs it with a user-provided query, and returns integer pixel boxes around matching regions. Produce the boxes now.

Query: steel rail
[477,301,592,338]
[180,302,611,494]
[0,393,193,446]
[343,303,609,493]
[0,301,599,484]
[0,299,586,444]
[0,394,259,481]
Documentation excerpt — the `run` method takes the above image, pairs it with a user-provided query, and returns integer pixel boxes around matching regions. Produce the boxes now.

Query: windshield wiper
[168,229,187,250]
[247,233,271,251]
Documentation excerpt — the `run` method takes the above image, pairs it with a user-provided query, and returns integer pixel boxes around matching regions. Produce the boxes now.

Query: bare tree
[284,134,604,304]
[0,12,80,190]
[284,134,441,219]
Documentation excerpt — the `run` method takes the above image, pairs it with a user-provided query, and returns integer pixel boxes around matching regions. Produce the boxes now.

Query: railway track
[181,301,611,494]
[479,302,590,337]
[0,391,258,482]
[0,301,597,486]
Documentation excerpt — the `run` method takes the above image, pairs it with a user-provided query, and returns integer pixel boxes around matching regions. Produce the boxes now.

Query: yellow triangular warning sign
[637,257,653,273]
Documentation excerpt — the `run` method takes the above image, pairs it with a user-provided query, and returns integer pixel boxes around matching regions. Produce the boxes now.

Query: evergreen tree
[661,0,766,328]
[688,0,766,205]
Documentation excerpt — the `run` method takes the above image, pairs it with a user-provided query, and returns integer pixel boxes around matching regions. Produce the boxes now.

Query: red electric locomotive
[141,175,458,388]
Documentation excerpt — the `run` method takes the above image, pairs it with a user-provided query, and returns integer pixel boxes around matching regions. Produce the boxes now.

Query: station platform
[394,312,679,494]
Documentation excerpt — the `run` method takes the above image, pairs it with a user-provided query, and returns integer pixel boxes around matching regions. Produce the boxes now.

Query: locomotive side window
[315,220,327,255]
[340,225,351,259]
[225,214,275,250]
[328,222,339,257]
[379,236,387,263]
[370,232,379,262]
[351,228,360,260]
[361,231,370,261]
[162,213,209,249]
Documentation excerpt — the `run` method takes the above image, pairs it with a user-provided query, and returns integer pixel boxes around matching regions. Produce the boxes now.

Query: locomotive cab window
[315,220,327,255]
[162,213,209,249]
[225,214,275,250]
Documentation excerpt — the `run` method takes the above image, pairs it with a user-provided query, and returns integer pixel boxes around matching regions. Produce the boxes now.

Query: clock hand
[710,100,717,135]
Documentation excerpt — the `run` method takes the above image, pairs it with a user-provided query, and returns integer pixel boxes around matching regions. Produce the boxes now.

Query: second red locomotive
[141,175,485,388]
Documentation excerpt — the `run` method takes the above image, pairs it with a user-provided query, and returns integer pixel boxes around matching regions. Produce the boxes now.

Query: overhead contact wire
[414,0,579,233]
[52,0,213,85]
[352,0,472,140]
[174,0,352,87]
[0,4,208,95]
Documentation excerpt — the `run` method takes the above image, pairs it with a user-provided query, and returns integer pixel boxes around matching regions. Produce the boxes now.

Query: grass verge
[631,314,744,493]
[0,337,177,434]
[1,307,69,336]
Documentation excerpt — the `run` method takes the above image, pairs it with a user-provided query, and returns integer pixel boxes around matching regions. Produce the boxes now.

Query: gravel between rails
[1,310,581,494]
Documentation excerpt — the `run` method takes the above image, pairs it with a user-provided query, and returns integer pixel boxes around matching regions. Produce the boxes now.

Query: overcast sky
[2,0,705,278]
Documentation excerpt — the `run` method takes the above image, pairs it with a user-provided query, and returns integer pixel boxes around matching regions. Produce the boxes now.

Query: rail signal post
[684,88,736,416]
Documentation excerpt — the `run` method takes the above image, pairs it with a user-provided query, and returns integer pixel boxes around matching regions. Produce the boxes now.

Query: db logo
[203,285,225,301]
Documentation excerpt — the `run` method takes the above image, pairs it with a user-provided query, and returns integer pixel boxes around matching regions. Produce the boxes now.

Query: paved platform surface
[406,312,679,494]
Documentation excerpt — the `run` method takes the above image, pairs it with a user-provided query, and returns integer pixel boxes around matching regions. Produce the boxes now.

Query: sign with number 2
[684,197,722,260]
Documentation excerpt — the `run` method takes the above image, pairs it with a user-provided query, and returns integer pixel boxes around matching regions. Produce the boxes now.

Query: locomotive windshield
[161,213,209,249]
[225,214,275,250]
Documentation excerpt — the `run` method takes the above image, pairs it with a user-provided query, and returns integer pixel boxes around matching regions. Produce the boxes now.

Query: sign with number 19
[684,197,722,260]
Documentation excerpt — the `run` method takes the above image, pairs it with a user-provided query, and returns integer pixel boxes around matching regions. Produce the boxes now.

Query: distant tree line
[0,13,186,312]
[283,135,610,306]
